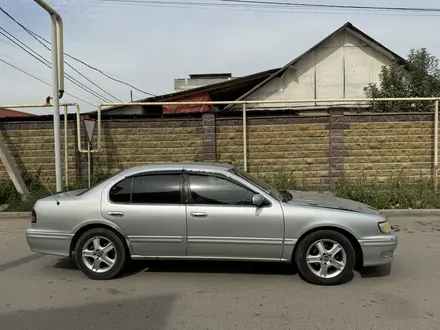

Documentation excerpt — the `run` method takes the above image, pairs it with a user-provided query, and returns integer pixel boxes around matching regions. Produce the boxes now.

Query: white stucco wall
[243,28,393,109]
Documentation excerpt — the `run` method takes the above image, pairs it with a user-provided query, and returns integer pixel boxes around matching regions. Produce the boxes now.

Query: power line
[0,8,119,103]
[219,0,440,12]
[0,27,51,67]
[0,6,156,97]
[0,25,116,103]
[8,25,123,103]
[31,32,158,97]
[75,0,440,17]
[0,57,97,107]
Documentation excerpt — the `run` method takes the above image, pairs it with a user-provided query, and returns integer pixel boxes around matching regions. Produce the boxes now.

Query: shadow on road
[0,294,176,329]
[357,264,392,278]
[52,257,391,281]
[53,258,298,278]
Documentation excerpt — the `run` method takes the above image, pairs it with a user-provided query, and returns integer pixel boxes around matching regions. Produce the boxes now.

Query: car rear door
[101,171,187,257]
[184,170,284,260]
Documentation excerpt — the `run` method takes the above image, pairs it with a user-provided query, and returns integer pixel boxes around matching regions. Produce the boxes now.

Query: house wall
[0,111,437,189]
[242,29,393,108]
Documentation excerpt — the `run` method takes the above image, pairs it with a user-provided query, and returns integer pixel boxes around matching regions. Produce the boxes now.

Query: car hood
[286,190,383,216]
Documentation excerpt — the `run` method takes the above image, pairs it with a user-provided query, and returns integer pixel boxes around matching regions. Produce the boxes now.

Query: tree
[364,48,440,112]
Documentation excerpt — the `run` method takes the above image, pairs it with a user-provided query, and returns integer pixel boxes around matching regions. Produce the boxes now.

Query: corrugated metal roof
[0,108,37,118]
[98,68,279,113]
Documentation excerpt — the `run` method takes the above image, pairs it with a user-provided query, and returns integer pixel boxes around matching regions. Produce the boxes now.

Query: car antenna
[31,170,60,205]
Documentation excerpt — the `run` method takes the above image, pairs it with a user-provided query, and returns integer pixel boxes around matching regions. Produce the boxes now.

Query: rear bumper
[359,232,398,267]
[25,229,72,257]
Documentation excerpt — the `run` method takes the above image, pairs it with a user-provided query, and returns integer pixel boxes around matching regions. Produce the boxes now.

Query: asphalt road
[0,216,439,330]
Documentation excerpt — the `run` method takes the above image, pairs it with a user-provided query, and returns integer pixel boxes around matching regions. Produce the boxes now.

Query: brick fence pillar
[202,113,216,161]
[329,109,348,187]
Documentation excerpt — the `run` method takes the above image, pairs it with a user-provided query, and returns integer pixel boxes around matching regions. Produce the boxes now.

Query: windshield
[229,168,285,201]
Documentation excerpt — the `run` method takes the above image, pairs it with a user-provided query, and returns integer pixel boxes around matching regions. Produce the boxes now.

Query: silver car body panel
[25,162,397,267]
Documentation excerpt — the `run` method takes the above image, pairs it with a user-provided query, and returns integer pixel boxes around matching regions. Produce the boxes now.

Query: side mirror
[252,194,265,207]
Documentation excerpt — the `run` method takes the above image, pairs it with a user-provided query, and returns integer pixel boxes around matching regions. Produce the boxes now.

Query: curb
[381,209,440,217]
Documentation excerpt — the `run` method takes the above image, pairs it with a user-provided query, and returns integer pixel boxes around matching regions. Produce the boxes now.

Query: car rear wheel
[295,230,355,286]
[74,228,127,280]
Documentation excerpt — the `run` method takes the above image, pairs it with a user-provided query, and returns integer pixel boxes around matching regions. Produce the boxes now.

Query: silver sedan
[25,163,397,285]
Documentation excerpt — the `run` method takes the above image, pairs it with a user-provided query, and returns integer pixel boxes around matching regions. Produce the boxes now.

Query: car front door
[101,171,186,257]
[184,171,284,260]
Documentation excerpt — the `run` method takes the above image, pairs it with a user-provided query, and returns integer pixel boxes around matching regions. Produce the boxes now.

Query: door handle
[190,212,208,218]
[108,211,125,217]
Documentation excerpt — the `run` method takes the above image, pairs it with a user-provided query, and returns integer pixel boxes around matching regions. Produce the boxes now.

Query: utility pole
[34,0,64,192]
[130,90,133,102]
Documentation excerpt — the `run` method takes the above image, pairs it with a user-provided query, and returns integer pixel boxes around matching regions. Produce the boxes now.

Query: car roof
[119,162,235,176]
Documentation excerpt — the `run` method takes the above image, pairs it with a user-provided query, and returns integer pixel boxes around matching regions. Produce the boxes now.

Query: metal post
[64,105,68,188]
[435,100,439,193]
[34,0,64,192]
[50,14,62,192]
[87,143,91,188]
[243,103,247,172]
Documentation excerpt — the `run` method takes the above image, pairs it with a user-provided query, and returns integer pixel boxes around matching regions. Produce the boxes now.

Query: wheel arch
[69,221,133,257]
[292,226,363,269]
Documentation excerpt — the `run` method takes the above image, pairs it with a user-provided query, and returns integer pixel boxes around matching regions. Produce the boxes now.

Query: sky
[0,0,440,114]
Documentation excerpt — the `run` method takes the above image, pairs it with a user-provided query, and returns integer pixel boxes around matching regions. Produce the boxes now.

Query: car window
[131,174,181,204]
[109,178,133,203]
[188,174,255,206]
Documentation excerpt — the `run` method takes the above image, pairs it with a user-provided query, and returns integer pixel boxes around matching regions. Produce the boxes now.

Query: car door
[184,170,284,260]
[101,171,186,257]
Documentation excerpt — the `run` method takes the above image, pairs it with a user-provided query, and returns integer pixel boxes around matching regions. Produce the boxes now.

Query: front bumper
[25,229,72,257]
[359,232,398,267]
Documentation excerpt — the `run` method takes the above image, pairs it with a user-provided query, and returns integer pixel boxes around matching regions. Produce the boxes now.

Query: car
[25,162,397,285]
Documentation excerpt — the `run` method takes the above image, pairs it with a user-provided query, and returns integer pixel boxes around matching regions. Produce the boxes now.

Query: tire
[294,230,355,286]
[74,228,127,280]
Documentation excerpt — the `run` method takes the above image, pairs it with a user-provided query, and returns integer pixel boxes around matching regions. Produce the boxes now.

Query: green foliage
[364,48,440,112]
[259,170,300,190]
[0,170,49,212]
[334,175,440,209]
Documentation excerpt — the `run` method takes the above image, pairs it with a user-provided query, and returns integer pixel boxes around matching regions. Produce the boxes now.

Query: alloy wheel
[305,239,347,279]
[82,236,117,273]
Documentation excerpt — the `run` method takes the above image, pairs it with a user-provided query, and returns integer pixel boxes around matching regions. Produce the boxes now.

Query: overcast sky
[1,0,440,113]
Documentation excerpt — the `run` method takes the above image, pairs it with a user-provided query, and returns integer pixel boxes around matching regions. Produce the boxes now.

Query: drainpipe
[34,0,64,192]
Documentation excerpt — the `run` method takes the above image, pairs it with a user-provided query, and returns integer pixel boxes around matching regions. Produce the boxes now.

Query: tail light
[31,209,37,223]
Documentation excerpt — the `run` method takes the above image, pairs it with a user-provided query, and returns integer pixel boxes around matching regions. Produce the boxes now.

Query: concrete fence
[0,109,438,188]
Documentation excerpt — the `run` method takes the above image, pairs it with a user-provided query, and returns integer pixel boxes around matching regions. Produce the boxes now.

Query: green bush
[0,170,49,212]
[333,175,440,209]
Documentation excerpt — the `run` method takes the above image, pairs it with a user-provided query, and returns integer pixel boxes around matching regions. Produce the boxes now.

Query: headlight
[378,221,392,234]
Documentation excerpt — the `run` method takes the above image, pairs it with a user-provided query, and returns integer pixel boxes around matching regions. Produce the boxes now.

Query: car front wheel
[74,228,127,280]
[295,230,355,286]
